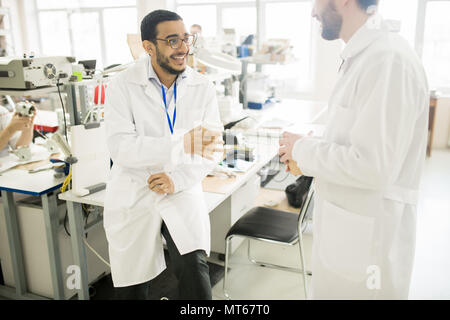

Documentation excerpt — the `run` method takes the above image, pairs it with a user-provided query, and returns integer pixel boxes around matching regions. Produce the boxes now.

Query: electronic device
[0,56,75,89]
[15,101,36,117]
[78,60,96,77]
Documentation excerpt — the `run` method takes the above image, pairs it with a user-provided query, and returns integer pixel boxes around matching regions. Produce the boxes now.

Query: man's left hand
[147,173,175,194]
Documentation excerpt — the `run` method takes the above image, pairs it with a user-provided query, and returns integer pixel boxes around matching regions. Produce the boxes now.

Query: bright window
[175,0,314,95]
[177,0,251,3]
[38,11,72,56]
[70,12,103,66]
[264,1,313,90]
[36,0,137,69]
[173,0,450,94]
[103,7,138,66]
[378,0,418,47]
[422,1,450,91]
[176,5,217,38]
[379,0,418,48]
[36,0,135,9]
[222,7,257,44]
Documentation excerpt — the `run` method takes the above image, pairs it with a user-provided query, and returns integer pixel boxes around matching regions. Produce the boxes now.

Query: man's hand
[147,173,175,194]
[184,126,224,160]
[279,131,312,173]
[286,160,302,176]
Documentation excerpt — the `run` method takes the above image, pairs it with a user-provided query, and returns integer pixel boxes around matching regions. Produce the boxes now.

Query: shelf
[0,86,59,97]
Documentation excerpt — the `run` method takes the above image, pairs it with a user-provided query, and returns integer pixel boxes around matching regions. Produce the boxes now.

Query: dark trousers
[115,222,212,300]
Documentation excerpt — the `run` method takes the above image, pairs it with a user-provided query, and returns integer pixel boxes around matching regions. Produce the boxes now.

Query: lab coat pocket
[319,200,376,281]
[103,176,135,231]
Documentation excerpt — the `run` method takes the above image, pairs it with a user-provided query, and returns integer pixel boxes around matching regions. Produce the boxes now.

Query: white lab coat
[292,16,429,299]
[103,56,222,287]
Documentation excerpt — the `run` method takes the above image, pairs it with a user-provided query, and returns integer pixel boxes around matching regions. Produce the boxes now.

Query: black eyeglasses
[155,34,196,49]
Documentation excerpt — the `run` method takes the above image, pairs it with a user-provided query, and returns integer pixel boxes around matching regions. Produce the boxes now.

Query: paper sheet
[0,144,51,174]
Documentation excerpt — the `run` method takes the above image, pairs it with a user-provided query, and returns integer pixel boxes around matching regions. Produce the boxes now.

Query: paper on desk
[0,144,51,174]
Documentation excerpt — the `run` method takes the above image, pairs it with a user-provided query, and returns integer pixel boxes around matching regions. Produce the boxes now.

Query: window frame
[414,0,450,93]
[34,0,137,68]
[175,0,314,92]
[175,0,450,93]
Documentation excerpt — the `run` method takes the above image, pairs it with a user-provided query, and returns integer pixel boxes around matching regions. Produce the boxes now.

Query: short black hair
[356,0,379,11]
[140,9,182,42]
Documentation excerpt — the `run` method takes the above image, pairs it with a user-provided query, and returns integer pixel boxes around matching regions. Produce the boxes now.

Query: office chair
[223,180,314,299]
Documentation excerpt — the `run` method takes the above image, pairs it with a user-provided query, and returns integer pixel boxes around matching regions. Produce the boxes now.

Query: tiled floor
[211,149,450,300]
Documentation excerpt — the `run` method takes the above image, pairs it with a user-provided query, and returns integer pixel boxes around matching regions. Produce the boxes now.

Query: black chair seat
[226,206,299,243]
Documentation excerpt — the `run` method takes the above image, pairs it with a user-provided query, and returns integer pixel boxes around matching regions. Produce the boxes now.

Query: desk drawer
[231,174,260,224]
[209,174,260,254]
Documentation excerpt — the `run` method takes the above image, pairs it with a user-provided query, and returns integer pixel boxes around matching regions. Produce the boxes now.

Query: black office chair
[223,180,314,299]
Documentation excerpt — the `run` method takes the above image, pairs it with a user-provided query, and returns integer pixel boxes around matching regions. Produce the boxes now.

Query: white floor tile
[409,149,450,299]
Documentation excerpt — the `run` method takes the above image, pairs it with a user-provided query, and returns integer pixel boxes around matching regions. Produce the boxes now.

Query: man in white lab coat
[104,10,223,299]
[279,0,429,299]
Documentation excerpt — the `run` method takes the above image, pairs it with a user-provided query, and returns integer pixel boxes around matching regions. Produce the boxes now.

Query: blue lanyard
[161,82,177,135]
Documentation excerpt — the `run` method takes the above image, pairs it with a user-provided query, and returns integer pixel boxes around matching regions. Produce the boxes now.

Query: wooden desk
[427,97,438,157]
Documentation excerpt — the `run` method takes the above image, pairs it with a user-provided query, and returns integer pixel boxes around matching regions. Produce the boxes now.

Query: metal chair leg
[248,237,311,275]
[223,236,232,300]
[298,229,308,299]
[247,238,256,264]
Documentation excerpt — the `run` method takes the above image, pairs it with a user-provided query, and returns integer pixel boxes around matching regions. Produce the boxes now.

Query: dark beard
[156,47,185,75]
[321,1,343,41]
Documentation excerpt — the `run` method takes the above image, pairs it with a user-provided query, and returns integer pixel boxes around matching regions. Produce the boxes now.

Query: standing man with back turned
[104,10,223,300]
[279,0,429,299]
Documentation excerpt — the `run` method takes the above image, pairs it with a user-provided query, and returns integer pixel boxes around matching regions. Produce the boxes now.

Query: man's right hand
[184,126,224,160]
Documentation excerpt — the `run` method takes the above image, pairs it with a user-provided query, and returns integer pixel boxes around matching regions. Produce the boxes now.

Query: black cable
[34,128,47,139]
[224,116,249,130]
[56,78,69,144]
[63,209,71,237]
[83,205,90,239]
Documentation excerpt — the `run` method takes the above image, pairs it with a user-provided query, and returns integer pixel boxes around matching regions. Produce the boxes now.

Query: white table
[0,169,65,300]
[58,142,278,300]
[58,99,325,300]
